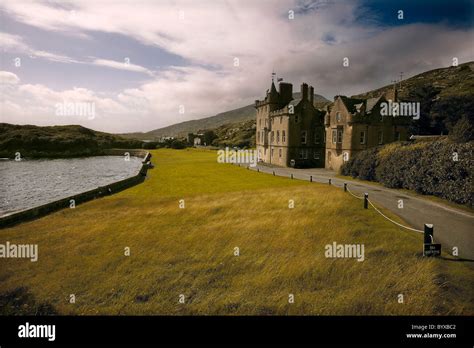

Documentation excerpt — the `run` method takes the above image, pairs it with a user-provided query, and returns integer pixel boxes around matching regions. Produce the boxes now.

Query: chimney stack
[279,82,293,104]
[309,86,314,104]
[301,83,308,101]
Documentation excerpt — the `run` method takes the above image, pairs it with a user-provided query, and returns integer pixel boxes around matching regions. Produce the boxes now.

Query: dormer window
[336,112,342,122]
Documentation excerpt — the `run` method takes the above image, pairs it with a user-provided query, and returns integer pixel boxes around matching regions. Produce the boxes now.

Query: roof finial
[272,69,276,83]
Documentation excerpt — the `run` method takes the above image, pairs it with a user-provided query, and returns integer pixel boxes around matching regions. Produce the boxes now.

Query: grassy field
[0,148,472,315]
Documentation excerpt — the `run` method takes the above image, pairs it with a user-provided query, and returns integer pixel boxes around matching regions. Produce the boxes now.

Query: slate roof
[339,96,365,113]
[365,96,382,113]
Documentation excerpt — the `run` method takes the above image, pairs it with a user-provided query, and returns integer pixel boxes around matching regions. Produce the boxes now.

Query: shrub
[142,142,159,149]
[342,139,474,207]
[341,147,379,181]
[449,116,474,143]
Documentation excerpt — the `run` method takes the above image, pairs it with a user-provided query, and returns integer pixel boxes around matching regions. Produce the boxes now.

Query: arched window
[276,131,280,143]
[282,131,286,143]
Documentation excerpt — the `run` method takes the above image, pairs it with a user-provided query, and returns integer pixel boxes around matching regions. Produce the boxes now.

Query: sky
[0,0,473,133]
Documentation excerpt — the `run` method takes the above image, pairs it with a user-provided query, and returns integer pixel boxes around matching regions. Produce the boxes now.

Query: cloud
[0,71,20,84]
[0,0,473,133]
[0,31,154,73]
[0,32,80,63]
[92,59,154,76]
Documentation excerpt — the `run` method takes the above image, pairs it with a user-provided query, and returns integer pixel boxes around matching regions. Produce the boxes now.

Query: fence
[238,163,437,255]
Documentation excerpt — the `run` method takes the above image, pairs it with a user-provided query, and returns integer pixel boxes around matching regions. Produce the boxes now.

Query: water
[0,156,143,216]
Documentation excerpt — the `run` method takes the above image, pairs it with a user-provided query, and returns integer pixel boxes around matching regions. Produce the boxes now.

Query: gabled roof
[365,96,382,113]
[288,97,302,107]
[339,96,364,113]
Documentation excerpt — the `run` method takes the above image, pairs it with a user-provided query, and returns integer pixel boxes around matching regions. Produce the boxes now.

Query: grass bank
[0,148,472,315]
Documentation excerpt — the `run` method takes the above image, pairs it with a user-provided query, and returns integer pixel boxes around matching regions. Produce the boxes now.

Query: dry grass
[0,148,472,315]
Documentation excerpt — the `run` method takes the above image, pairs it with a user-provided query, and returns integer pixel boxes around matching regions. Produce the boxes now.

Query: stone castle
[255,79,410,171]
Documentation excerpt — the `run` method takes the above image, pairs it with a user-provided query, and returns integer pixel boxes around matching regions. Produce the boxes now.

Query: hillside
[0,123,143,158]
[121,92,329,140]
[352,61,474,135]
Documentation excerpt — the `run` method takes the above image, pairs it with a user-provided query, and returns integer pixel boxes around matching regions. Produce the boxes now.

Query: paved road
[237,163,474,260]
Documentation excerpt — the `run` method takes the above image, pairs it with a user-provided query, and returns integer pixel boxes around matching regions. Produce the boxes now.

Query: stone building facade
[255,81,326,168]
[255,80,410,171]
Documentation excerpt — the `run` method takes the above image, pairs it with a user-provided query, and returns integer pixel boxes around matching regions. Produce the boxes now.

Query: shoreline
[0,151,152,228]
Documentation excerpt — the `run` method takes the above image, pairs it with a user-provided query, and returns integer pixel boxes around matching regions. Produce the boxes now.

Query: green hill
[0,123,143,158]
[352,61,474,135]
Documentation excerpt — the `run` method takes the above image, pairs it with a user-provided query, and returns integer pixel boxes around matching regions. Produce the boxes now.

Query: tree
[449,116,474,143]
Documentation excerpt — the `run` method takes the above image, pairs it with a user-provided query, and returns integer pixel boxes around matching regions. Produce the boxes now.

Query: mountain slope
[121,92,329,140]
[352,61,474,135]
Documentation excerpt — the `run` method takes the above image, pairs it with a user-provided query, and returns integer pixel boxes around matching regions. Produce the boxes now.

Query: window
[394,131,400,141]
[314,150,320,160]
[301,131,307,144]
[337,129,343,143]
[282,131,286,143]
[279,149,282,158]
[332,130,337,144]
[271,148,274,157]
[336,112,342,122]
[271,131,274,142]
[299,149,308,159]
[378,131,383,144]
[360,131,366,144]
[295,115,299,123]
[314,131,321,144]
[276,131,280,143]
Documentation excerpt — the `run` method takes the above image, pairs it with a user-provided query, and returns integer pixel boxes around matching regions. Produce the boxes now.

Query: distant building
[158,136,174,143]
[255,80,410,171]
[187,132,204,146]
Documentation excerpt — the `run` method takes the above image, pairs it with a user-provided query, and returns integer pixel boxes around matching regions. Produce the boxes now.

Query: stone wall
[0,152,152,228]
